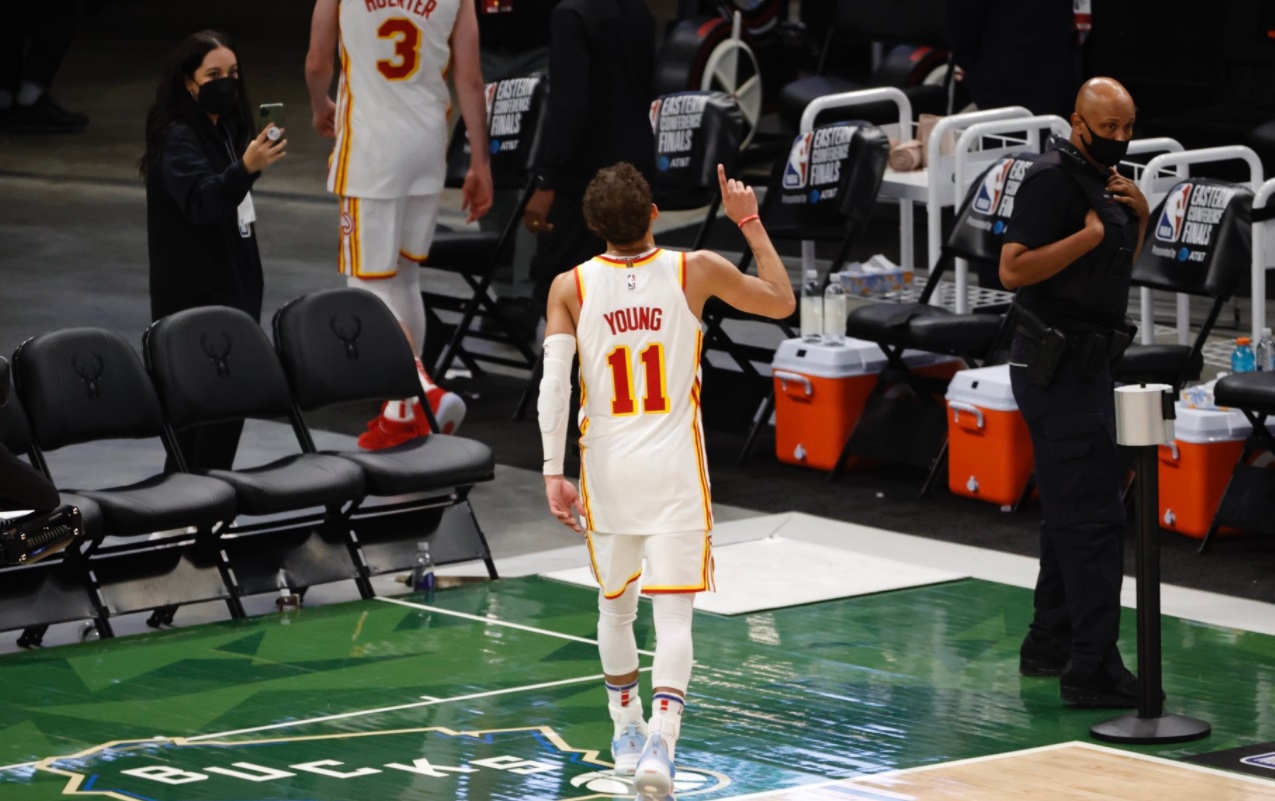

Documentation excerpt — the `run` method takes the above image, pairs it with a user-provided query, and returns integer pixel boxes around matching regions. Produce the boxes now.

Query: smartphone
[258,103,285,140]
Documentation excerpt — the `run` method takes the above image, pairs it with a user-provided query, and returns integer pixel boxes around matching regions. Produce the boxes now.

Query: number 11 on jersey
[606,344,669,416]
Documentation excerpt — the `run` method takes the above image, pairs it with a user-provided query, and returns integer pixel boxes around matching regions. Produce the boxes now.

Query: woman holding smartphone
[139,30,287,471]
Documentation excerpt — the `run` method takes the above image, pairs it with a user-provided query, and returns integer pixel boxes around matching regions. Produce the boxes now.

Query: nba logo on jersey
[648,99,662,132]
[973,159,1012,215]
[627,273,637,290]
[1156,183,1194,243]
[782,132,813,190]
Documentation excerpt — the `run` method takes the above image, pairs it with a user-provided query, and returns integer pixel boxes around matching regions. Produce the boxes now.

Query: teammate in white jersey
[539,163,793,800]
[305,0,493,449]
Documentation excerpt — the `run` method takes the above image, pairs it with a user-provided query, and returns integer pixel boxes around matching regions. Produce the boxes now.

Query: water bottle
[800,269,823,342]
[275,568,300,615]
[1231,337,1256,373]
[1256,327,1273,371]
[411,541,436,600]
[823,274,847,345]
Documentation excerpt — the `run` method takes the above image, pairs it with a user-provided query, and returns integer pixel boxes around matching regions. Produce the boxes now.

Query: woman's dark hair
[583,162,654,245]
[139,30,253,178]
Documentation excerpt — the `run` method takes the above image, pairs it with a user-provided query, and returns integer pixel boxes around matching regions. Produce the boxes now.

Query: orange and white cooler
[944,364,1034,508]
[1158,404,1260,538]
[771,338,962,470]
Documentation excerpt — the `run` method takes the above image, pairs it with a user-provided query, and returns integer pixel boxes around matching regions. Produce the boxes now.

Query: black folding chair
[0,357,101,647]
[709,120,890,461]
[1202,371,1275,553]
[420,73,549,380]
[144,307,370,602]
[273,288,499,583]
[511,90,747,421]
[835,153,1039,494]
[1115,177,1254,392]
[12,329,239,637]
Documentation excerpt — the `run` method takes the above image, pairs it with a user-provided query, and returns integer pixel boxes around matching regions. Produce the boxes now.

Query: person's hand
[717,163,758,225]
[1107,170,1150,221]
[312,97,336,139]
[462,164,493,223]
[1083,208,1105,246]
[243,126,287,174]
[544,475,585,534]
[524,188,555,234]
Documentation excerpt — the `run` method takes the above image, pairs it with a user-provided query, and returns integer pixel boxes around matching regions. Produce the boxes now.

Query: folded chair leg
[514,352,545,421]
[1197,523,1219,555]
[1012,471,1036,513]
[738,391,774,466]
[920,438,949,499]
[17,625,48,648]
[93,615,114,639]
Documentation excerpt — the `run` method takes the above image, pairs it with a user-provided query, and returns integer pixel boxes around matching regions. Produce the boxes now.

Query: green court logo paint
[37,726,730,800]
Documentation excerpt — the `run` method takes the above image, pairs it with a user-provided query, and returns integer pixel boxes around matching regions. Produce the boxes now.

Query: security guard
[1000,77,1150,708]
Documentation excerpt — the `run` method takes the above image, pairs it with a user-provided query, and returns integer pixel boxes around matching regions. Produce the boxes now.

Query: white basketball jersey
[328,0,458,199]
[574,248,713,535]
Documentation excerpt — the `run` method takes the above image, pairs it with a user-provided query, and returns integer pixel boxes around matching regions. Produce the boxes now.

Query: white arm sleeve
[538,333,576,475]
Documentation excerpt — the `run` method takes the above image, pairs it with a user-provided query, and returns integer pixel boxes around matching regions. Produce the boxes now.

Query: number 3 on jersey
[376,18,422,81]
[606,344,669,416]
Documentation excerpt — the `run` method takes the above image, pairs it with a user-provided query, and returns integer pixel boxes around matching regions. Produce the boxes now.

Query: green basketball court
[2,574,1272,800]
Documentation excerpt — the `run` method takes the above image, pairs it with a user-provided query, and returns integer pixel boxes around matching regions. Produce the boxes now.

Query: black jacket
[146,113,264,323]
[533,0,655,195]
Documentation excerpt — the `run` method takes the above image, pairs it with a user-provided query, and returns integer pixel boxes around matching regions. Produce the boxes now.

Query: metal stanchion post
[1090,383,1210,744]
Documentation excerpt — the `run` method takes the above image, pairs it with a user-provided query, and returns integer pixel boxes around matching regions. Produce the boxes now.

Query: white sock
[648,692,684,755]
[0,90,12,111]
[605,679,645,735]
[17,81,44,107]
[384,400,415,422]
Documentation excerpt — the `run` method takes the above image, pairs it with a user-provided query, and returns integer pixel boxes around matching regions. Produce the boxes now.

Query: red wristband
[737,214,761,229]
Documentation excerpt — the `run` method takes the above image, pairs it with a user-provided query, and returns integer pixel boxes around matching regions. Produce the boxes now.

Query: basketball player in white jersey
[539,162,794,800]
[305,0,493,449]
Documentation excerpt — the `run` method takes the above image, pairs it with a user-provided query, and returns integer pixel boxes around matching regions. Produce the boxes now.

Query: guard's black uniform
[1004,140,1139,684]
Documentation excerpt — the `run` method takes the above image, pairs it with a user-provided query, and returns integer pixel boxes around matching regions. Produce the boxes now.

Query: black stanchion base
[1090,713,1211,745]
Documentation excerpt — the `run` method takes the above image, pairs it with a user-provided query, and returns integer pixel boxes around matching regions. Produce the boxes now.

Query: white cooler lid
[772,338,962,379]
[772,338,889,378]
[944,364,1018,412]
[1173,403,1253,443]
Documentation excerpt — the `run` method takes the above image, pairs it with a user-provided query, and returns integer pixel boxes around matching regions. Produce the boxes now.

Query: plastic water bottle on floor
[1256,328,1273,371]
[275,569,301,617]
[412,541,436,600]
[823,274,847,345]
[1231,337,1256,373]
[800,269,823,342]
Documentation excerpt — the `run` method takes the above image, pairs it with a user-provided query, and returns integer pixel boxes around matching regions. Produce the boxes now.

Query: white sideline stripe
[374,596,656,656]
[185,670,651,742]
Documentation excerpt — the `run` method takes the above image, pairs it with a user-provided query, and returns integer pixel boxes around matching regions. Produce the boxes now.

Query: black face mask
[194,76,239,116]
[1079,117,1129,168]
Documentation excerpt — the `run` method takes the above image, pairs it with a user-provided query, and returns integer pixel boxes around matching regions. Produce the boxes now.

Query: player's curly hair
[583,163,653,245]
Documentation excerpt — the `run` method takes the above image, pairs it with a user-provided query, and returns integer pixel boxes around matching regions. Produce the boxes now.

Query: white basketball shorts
[585,529,714,599]
[339,194,441,279]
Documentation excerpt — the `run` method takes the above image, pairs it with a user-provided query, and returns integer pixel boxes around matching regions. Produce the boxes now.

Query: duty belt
[1013,303,1132,381]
